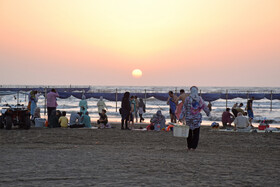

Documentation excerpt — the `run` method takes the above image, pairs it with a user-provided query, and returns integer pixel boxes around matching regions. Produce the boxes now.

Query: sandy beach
[0,124,279,187]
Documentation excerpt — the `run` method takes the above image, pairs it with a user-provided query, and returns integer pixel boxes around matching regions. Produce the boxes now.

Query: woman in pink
[47,89,59,120]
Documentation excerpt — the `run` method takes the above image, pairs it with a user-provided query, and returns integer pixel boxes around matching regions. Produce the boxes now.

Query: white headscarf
[190,86,200,101]
[100,96,103,101]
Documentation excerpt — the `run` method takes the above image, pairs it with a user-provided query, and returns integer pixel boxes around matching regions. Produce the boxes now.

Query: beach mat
[217,129,280,133]
[75,127,98,130]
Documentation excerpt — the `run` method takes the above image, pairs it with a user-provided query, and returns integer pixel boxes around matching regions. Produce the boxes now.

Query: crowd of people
[27,87,256,151]
[28,89,109,129]
[119,86,210,151]
[221,97,255,131]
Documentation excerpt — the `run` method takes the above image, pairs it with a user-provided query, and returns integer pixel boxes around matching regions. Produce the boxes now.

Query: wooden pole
[17,91,19,105]
[44,88,47,116]
[226,90,228,109]
[270,90,273,111]
[144,89,147,105]
[115,88,118,112]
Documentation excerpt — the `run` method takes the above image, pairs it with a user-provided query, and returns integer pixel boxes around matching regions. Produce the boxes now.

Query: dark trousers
[187,127,200,149]
[121,114,129,129]
[97,120,108,125]
[70,124,85,128]
[47,107,56,120]
[139,114,144,122]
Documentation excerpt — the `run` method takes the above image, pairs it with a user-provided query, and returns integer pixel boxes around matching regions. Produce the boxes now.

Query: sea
[1,86,280,127]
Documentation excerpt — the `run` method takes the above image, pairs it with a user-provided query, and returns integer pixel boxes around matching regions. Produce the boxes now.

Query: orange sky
[0,0,279,86]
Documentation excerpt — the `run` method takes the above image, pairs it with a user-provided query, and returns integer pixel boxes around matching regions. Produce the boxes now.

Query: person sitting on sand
[233,112,251,131]
[221,108,235,128]
[59,111,68,128]
[69,112,84,128]
[48,110,61,128]
[150,110,166,131]
[81,111,91,128]
[97,109,110,128]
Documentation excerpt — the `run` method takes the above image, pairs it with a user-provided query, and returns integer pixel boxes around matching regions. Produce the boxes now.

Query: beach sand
[0,124,279,186]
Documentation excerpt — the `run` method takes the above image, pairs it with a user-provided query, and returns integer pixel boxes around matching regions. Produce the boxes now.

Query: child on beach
[97,109,110,128]
[59,111,68,128]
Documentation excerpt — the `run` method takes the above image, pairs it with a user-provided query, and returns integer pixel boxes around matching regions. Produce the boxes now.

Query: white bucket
[173,124,189,138]
[35,118,46,127]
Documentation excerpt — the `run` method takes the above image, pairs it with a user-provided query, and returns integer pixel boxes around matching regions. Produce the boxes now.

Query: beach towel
[175,102,183,119]
[169,99,176,115]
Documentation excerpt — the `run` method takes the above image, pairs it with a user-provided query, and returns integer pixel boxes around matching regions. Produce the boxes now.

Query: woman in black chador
[120,92,131,130]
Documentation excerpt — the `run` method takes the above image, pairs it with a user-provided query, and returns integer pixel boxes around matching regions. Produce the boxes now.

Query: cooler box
[258,122,269,130]
[173,124,189,138]
[35,118,46,127]
[258,125,269,130]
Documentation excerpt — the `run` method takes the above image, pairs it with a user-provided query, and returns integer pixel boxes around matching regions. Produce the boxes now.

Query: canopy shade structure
[0,88,279,102]
[51,92,280,102]
[0,87,90,93]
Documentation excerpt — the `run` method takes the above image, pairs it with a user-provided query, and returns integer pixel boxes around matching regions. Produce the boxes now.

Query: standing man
[175,89,189,105]
[47,89,59,120]
[247,97,255,124]
[167,91,177,123]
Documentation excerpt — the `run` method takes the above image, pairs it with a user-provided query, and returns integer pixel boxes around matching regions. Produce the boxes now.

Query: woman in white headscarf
[97,96,107,115]
[79,95,88,114]
[180,86,210,150]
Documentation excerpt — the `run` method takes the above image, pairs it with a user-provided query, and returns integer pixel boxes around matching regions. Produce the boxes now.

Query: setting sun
[132,69,142,78]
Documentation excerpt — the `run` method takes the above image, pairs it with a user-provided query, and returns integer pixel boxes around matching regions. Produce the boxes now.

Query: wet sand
[0,124,279,186]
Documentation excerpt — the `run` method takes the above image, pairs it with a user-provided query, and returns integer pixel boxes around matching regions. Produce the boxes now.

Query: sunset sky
[0,0,279,87]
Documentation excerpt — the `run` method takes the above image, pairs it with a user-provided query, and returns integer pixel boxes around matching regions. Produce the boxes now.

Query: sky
[0,0,279,87]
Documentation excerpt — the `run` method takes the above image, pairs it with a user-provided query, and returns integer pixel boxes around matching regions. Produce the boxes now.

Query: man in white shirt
[234,112,251,131]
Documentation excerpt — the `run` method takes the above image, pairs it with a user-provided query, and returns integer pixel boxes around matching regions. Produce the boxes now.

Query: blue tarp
[0,88,279,101]
[0,87,90,93]
[54,92,280,101]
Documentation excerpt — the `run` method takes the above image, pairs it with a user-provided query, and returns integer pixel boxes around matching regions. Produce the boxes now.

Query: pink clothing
[222,111,234,123]
[47,92,59,107]
[175,102,183,120]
